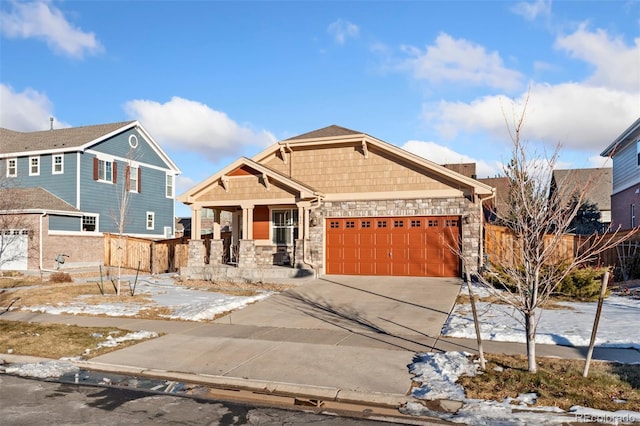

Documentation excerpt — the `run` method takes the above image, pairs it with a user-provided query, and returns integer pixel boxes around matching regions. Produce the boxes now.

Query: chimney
[49,117,54,131]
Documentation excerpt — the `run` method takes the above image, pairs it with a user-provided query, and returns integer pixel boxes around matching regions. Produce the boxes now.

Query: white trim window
[166,174,174,198]
[29,156,40,176]
[6,158,17,177]
[146,211,155,230]
[52,154,64,174]
[82,215,98,232]
[636,140,639,167]
[164,226,173,238]
[98,159,113,182]
[129,165,139,193]
[271,209,298,245]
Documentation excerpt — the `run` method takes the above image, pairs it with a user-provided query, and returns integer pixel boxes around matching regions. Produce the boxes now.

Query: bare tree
[109,149,139,295]
[476,94,636,373]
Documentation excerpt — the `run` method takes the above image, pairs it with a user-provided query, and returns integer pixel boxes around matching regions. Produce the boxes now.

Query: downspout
[302,197,322,278]
[479,189,496,270]
[39,212,47,271]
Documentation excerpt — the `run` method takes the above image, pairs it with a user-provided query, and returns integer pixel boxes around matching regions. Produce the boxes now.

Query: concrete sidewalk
[2,274,639,408]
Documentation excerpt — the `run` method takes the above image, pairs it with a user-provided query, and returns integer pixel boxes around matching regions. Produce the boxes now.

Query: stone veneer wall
[307,197,481,276]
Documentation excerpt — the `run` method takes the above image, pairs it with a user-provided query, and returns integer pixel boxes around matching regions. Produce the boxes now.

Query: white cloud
[399,33,523,91]
[427,82,639,152]
[511,0,552,21]
[0,83,70,131]
[0,0,102,58]
[327,19,359,45]
[555,24,640,91]
[123,96,277,161]
[402,140,499,177]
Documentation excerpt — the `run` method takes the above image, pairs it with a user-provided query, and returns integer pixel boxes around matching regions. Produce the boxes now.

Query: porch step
[180,265,315,282]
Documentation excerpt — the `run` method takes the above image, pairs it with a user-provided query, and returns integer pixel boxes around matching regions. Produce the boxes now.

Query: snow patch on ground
[442,283,640,351]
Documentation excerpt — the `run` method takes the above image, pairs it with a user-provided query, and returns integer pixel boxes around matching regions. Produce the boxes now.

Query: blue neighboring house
[0,120,181,270]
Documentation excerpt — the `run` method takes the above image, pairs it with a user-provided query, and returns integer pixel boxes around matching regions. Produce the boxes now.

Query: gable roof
[0,187,80,213]
[283,125,362,141]
[178,157,320,204]
[0,121,136,155]
[550,168,612,210]
[254,125,494,197]
[601,117,640,157]
[0,121,181,173]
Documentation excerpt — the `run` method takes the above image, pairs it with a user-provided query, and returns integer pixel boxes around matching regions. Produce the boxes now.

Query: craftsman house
[0,121,180,270]
[601,117,640,230]
[178,125,494,278]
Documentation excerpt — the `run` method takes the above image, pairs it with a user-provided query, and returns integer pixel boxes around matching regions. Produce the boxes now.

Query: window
[52,154,63,174]
[164,226,173,238]
[330,221,340,229]
[272,209,298,245]
[361,221,371,228]
[29,156,39,176]
[394,220,404,228]
[6,158,16,177]
[345,221,355,228]
[94,158,113,182]
[146,212,155,230]
[428,219,439,227]
[446,219,459,227]
[632,204,636,228]
[129,165,139,193]
[82,215,97,232]
[411,220,421,228]
[377,220,387,228]
[637,140,640,167]
[166,174,174,198]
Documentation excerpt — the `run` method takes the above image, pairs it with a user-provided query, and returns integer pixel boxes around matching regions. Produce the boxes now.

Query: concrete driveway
[216,275,462,340]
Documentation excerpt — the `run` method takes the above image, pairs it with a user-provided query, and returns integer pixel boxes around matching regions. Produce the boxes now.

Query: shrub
[555,266,609,301]
[482,263,608,301]
[624,251,640,280]
[49,272,73,283]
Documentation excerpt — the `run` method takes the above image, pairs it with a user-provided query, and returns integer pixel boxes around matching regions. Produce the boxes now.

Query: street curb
[73,360,411,407]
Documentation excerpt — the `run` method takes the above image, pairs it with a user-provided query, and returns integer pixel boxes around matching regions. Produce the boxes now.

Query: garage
[0,229,29,271]
[326,216,461,277]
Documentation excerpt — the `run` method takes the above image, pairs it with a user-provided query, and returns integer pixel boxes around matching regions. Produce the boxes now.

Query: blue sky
[1,0,639,216]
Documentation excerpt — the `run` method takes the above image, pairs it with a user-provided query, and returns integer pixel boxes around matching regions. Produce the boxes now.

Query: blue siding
[49,215,80,232]
[91,129,170,169]
[78,152,174,235]
[9,153,78,206]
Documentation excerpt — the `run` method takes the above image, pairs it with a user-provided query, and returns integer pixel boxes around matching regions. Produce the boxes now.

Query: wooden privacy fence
[484,224,640,272]
[484,224,576,267]
[104,233,190,274]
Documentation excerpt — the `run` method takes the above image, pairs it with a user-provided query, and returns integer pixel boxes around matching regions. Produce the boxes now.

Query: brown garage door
[326,216,460,277]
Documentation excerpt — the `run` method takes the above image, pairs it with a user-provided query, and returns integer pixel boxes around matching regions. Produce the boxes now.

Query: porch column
[296,201,310,240]
[232,210,241,245]
[241,203,254,240]
[191,207,202,240]
[212,209,221,240]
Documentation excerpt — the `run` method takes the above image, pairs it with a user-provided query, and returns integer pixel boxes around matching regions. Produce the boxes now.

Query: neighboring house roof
[477,176,510,216]
[550,168,612,210]
[0,120,181,174]
[601,117,640,157]
[251,125,494,197]
[443,163,477,179]
[0,187,80,213]
[0,121,135,155]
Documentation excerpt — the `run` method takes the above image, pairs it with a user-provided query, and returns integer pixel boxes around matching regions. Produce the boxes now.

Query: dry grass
[174,278,295,297]
[0,320,159,359]
[459,354,640,412]
[455,292,574,310]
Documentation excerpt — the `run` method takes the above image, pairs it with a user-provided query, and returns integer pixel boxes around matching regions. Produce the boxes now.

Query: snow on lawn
[21,275,275,322]
[442,283,640,351]
[404,352,640,425]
